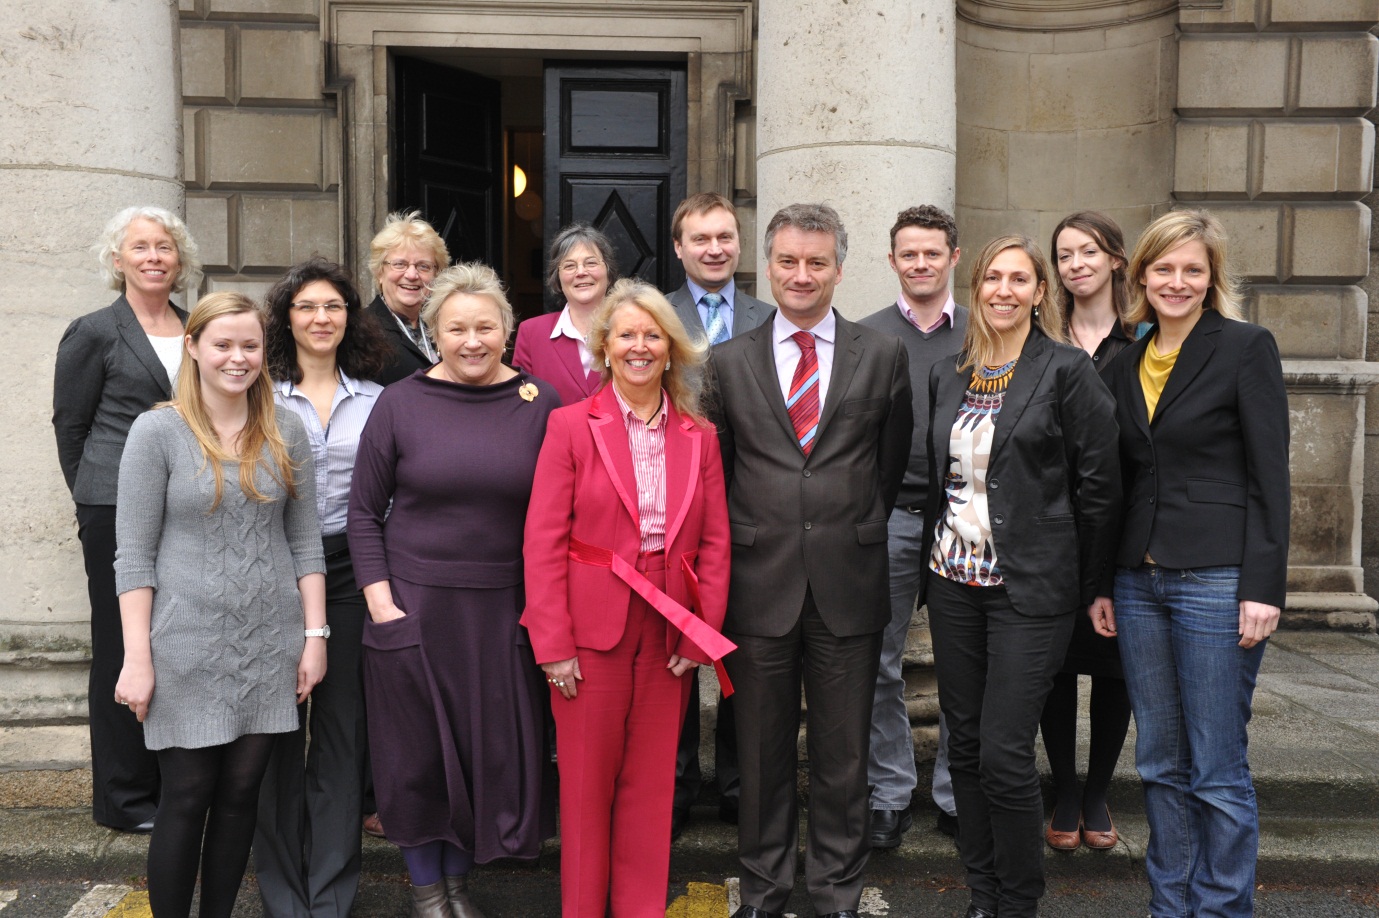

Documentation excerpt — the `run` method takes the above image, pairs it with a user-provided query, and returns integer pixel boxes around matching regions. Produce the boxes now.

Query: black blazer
[711,309,913,638]
[923,326,1121,616]
[1104,309,1290,607]
[52,295,188,506]
[367,295,432,386]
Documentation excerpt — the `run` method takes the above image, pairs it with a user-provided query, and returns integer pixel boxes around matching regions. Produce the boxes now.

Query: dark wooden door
[543,63,687,305]
[394,56,502,267]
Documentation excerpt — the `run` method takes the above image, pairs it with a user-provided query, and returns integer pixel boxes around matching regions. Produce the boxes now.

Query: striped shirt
[275,372,383,536]
[612,384,668,552]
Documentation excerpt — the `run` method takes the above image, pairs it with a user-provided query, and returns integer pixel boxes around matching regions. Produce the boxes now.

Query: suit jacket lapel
[587,388,640,527]
[371,297,428,363]
[989,331,1053,464]
[930,361,968,484]
[732,293,764,338]
[743,319,800,448]
[1151,310,1220,425]
[663,405,699,548]
[815,312,859,446]
[113,295,178,397]
[556,335,599,397]
[1119,336,1153,439]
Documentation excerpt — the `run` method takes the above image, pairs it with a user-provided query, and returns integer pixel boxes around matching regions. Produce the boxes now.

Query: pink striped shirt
[612,386,668,552]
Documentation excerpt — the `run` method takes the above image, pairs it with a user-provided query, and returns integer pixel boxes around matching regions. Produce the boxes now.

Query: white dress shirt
[772,308,837,410]
[550,304,595,373]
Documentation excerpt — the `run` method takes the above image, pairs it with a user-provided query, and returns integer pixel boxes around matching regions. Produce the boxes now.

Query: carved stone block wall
[1176,1,1379,627]
[179,1,340,303]
[956,4,1178,258]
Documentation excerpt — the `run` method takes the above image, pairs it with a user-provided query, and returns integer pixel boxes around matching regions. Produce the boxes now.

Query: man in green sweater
[858,205,967,848]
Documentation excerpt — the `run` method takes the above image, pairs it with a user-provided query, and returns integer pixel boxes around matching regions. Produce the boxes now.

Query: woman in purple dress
[347,263,559,918]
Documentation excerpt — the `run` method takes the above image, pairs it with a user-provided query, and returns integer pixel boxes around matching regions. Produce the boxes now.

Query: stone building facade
[4,0,1377,772]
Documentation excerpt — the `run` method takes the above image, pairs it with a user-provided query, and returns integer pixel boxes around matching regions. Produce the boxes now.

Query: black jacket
[52,295,188,505]
[1104,309,1290,607]
[367,295,432,386]
[922,325,1121,616]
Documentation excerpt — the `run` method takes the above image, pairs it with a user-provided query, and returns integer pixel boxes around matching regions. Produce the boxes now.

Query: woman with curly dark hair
[252,257,389,918]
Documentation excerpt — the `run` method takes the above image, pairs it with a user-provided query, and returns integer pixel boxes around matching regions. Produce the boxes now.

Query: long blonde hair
[169,292,297,510]
[959,235,1065,371]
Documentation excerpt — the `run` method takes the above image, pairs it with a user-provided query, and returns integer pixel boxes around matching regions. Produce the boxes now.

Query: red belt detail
[568,537,736,697]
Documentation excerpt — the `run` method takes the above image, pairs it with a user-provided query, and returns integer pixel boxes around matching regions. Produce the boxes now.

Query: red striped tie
[787,331,820,455]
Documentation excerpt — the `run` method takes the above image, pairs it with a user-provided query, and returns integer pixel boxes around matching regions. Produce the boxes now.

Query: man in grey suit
[712,204,912,918]
[667,192,770,838]
[667,192,770,345]
[858,205,967,849]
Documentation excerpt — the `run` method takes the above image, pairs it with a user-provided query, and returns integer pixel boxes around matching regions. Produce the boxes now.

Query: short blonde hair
[421,262,516,343]
[1127,209,1242,326]
[959,235,1065,372]
[96,206,204,294]
[588,279,710,422]
[368,210,450,286]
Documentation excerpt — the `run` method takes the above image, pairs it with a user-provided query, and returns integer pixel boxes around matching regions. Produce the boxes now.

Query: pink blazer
[511,311,601,407]
[521,385,731,665]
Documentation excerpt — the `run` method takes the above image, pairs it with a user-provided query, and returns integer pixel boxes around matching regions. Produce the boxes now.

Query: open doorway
[391,53,686,323]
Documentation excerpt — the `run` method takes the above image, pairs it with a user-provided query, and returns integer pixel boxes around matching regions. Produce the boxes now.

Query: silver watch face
[306,625,331,639]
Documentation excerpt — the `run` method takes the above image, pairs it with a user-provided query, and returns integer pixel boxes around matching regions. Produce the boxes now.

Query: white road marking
[64,885,132,918]
[860,886,890,915]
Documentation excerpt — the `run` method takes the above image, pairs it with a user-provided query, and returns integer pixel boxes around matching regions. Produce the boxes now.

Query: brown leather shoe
[1045,809,1081,851]
[362,812,385,838]
[1082,811,1119,849]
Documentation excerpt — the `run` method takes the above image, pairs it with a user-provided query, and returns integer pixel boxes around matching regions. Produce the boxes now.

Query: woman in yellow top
[1099,210,1290,918]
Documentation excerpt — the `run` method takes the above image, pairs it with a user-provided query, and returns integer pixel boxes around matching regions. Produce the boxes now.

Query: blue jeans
[1114,565,1266,918]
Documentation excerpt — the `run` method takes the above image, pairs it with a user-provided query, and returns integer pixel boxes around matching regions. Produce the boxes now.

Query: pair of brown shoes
[1044,807,1118,850]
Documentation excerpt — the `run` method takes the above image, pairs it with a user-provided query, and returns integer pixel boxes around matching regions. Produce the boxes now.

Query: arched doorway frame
[322,0,754,284]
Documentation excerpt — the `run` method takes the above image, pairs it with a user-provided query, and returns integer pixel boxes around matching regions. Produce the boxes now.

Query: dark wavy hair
[264,257,389,384]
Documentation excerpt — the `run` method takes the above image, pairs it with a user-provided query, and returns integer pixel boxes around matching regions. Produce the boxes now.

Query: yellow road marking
[665,881,728,917]
[107,890,151,918]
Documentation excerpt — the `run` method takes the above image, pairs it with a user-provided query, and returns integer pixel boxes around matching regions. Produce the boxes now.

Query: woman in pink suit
[511,224,618,405]
[522,279,734,917]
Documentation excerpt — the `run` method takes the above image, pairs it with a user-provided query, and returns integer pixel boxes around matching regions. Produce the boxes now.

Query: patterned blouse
[929,359,1017,586]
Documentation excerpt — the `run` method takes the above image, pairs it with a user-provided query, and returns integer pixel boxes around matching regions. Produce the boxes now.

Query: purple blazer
[511,310,601,407]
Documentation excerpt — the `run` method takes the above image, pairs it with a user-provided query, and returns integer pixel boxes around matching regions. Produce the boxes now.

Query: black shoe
[719,796,739,825]
[670,806,690,841]
[818,912,860,918]
[869,807,912,848]
[963,906,997,918]
[100,817,155,834]
[731,908,781,918]
[936,810,958,838]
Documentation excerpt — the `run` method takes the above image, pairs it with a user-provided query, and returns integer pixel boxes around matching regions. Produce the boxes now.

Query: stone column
[754,0,957,317]
[0,0,183,719]
[1176,1,1379,629]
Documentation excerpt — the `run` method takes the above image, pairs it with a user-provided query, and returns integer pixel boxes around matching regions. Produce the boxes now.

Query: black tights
[149,734,276,918]
[1039,673,1131,833]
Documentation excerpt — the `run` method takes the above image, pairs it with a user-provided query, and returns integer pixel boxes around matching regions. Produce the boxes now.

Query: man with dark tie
[666,192,770,838]
[667,192,770,346]
[711,203,912,918]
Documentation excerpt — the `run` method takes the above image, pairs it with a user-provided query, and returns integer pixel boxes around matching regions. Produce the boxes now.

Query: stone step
[1,806,1374,887]
[0,650,89,725]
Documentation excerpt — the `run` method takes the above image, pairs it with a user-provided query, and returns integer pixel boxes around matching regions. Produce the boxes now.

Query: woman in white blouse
[253,257,389,918]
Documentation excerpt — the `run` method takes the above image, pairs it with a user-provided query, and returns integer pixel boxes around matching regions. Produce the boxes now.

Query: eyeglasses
[558,257,605,275]
[384,259,438,276]
[291,302,347,315]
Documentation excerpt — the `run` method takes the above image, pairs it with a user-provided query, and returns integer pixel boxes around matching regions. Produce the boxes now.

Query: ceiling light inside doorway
[513,165,528,198]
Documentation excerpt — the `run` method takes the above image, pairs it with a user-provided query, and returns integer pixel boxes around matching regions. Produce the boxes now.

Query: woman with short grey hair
[510,223,619,405]
[52,205,204,834]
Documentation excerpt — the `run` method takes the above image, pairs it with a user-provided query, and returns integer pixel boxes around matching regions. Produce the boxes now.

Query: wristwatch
[305,626,331,639]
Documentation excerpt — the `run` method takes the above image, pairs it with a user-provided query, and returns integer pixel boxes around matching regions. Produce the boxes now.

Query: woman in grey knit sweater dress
[113,292,327,918]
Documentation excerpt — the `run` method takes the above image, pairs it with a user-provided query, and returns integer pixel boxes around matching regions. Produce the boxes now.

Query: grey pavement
[0,631,1376,914]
